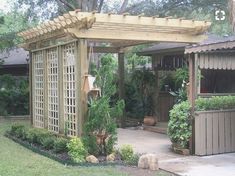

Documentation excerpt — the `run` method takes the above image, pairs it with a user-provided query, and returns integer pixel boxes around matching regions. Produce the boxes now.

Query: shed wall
[198,53,235,70]
[195,110,235,155]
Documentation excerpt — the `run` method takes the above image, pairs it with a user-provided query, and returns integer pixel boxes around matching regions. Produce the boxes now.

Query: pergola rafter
[19,11,211,47]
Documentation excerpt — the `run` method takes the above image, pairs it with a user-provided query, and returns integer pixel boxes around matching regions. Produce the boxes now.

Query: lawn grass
[0,119,173,176]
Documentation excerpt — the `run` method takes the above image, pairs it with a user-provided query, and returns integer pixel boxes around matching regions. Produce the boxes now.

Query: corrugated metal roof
[138,34,225,55]
[185,35,235,54]
[0,48,29,65]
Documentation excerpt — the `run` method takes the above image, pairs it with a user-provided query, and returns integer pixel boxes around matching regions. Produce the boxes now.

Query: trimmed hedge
[195,96,235,111]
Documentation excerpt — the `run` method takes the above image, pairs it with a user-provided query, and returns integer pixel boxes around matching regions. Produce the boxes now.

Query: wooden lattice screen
[63,43,77,136]
[32,51,44,128]
[47,48,59,133]
[31,42,80,136]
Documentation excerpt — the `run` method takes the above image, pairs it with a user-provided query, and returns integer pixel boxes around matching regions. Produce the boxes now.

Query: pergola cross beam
[65,28,207,43]
[18,11,211,47]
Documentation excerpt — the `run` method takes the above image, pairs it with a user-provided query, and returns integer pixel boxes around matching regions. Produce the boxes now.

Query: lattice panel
[63,43,77,136]
[33,51,44,128]
[47,48,59,133]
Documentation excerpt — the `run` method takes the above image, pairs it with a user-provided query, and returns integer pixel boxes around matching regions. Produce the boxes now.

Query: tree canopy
[0,0,234,51]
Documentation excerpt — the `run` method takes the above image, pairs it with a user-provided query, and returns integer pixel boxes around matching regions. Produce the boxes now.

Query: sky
[0,0,12,13]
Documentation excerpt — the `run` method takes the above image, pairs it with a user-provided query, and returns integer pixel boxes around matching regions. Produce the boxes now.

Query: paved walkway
[117,128,235,176]
[160,153,235,176]
[117,128,183,160]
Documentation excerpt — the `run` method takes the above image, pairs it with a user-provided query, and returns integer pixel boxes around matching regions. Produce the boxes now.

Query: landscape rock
[106,153,116,162]
[86,155,99,163]
[138,154,159,171]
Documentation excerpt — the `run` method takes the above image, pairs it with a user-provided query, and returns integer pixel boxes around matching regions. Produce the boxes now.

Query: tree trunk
[75,0,98,12]
[229,0,235,32]
[119,0,129,14]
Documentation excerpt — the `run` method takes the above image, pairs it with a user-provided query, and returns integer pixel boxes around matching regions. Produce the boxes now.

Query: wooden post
[118,52,126,127]
[152,55,160,119]
[43,50,48,129]
[58,45,64,134]
[29,52,33,125]
[188,53,198,154]
[196,54,201,95]
[77,39,88,136]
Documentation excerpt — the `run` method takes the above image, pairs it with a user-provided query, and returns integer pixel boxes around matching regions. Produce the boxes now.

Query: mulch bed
[4,132,176,176]
[4,132,123,166]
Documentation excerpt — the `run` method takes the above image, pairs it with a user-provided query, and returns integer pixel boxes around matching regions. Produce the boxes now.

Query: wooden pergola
[19,10,211,137]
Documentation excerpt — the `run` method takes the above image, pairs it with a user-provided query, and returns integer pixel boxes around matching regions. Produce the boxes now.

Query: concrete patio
[117,128,235,176]
[117,128,183,160]
[160,153,235,176]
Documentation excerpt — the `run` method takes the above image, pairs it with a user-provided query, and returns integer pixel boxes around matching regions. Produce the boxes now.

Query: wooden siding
[198,53,235,70]
[195,110,235,155]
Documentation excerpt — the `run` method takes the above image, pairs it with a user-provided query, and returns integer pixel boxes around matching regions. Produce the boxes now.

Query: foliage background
[0,75,29,116]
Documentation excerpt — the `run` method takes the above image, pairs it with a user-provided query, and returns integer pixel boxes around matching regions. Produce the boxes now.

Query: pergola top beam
[75,12,210,29]
[18,11,211,46]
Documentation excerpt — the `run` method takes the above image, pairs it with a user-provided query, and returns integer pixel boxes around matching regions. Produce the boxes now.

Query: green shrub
[124,153,139,166]
[26,128,52,145]
[67,137,87,163]
[41,136,55,150]
[36,130,53,145]
[120,144,134,161]
[53,137,68,153]
[82,135,99,156]
[168,101,191,148]
[195,96,235,111]
[26,128,40,144]
[83,55,124,156]
[15,126,27,139]
[10,124,26,139]
[0,75,29,116]
[10,123,24,135]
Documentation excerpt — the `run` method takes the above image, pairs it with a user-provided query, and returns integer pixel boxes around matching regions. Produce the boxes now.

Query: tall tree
[0,11,35,51]
[229,0,235,32]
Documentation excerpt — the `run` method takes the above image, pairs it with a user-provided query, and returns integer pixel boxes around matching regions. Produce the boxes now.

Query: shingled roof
[0,48,29,65]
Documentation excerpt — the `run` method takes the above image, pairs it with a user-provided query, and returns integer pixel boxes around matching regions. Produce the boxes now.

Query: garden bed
[5,132,74,165]
[5,132,125,166]
[5,123,140,167]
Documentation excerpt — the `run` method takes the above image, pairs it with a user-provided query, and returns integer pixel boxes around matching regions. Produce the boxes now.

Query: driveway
[117,128,235,176]
[160,153,235,176]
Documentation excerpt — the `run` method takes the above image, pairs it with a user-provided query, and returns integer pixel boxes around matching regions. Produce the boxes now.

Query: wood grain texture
[195,110,235,156]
